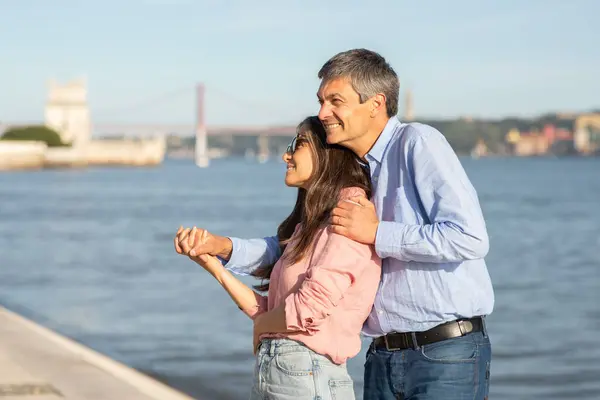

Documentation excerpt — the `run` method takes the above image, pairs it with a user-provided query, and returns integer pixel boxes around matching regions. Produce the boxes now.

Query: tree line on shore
[0,126,70,147]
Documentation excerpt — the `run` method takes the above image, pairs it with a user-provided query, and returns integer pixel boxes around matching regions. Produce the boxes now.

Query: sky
[1,0,598,128]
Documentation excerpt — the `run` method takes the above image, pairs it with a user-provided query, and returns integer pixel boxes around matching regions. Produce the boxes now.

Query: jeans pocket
[274,351,314,376]
[420,336,478,363]
[364,343,375,366]
[328,379,355,400]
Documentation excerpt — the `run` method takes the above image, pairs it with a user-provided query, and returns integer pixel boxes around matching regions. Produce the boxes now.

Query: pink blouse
[243,187,382,364]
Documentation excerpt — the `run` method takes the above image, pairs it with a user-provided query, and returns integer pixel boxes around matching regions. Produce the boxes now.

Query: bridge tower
[404,89,414,121]
[195,83,209,167]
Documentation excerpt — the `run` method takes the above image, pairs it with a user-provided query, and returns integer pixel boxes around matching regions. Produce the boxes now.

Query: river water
[0,157,599,399]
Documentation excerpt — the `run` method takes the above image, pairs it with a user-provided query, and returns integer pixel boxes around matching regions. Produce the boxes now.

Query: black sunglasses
[286,135,308,154]
[286,136,297,154]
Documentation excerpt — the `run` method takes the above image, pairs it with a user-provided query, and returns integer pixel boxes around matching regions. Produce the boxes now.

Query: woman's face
[281,133,314,189]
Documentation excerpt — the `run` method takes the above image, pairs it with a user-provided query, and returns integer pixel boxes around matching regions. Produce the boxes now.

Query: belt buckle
[457,319,474,335]
[383,334,404,351]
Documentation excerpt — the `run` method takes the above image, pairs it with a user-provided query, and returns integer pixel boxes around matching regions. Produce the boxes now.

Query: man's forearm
[215,236,233,260]
[375,220,489,263]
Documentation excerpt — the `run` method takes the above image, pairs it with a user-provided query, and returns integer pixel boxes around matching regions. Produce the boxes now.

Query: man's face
[317,77,372,147]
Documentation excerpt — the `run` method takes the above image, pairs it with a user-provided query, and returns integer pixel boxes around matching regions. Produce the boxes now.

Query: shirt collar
[366,117,400,164]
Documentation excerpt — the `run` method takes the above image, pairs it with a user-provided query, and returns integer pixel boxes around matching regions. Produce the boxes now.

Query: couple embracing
[175,49,494,400]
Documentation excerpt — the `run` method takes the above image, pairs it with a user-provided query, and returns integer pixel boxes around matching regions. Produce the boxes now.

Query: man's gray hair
[318,49,399,117]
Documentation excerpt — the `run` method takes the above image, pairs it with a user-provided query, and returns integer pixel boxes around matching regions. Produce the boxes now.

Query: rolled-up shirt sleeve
[224,235,281,275]
[283,231,378,334]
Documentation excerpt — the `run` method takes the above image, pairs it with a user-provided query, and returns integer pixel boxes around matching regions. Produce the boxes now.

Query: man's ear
[370,93,386,117]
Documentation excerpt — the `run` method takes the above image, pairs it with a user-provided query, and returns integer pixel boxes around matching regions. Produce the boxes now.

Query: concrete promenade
[0,306,196,400]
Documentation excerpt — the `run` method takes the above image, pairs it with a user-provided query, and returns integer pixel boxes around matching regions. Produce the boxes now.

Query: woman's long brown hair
[251,116,372,292]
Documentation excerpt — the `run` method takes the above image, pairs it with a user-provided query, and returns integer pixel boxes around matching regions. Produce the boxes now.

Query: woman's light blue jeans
[250,338,355,400]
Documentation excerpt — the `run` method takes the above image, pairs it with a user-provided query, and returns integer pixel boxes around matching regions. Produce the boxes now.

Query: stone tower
[195,83,209,168]
[44,78,91,147]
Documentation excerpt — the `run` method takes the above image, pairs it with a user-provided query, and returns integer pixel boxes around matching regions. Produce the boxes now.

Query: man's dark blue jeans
[363,330,491,400]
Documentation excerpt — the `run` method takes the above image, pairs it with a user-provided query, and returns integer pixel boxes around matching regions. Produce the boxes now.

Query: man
[186,49,494,399]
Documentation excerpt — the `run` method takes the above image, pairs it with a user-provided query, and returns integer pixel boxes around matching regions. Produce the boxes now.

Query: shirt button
[378,310,383,315]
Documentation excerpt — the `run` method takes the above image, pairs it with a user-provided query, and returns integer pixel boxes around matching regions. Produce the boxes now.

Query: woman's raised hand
[175,226,223,275]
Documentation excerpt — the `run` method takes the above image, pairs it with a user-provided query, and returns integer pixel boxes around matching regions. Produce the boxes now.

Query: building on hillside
[573,113,600,155]
[503,111,600,156]
[505,123,574,156]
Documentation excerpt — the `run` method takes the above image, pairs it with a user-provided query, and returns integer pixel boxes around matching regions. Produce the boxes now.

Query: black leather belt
[373,317,484,351]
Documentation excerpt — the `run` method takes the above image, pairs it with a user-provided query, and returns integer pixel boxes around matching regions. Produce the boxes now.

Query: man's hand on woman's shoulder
[330,196,379,245]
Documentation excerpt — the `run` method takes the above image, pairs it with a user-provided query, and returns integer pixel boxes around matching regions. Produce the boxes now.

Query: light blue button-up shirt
[225,117,494,335]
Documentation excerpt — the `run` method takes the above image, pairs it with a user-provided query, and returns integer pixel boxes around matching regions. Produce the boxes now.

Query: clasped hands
[174,226,221,274]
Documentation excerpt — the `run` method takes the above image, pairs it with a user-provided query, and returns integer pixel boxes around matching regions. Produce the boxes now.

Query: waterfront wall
[0,137,166,171]
[0,141,47,170]
[85,137,166,166]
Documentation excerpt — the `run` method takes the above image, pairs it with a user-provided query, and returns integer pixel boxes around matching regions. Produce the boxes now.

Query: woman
[175,116,381,400]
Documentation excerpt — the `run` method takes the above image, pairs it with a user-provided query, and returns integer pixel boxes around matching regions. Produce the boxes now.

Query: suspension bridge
[1,82,302,168]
